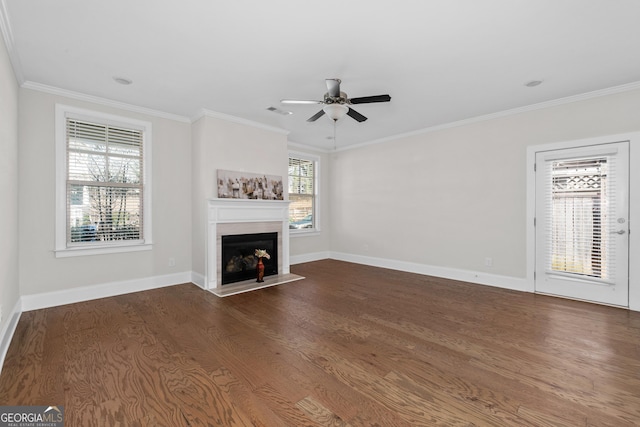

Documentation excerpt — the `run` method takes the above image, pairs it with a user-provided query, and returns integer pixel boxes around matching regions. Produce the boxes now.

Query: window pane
[109,141,141,156]
[300,163,313,177]
[68,152,107,181]
[70,185,83,206]
[290,176,312,194]
[289,158,313,177]
[68,185,142,242]
[289,194,313,228]
[68,137,106,153]
[109,156,141,184]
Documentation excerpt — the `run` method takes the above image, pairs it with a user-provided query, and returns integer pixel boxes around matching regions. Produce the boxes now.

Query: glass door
[535,141,629,306]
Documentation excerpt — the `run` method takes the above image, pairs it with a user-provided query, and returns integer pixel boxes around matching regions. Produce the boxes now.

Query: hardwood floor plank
[207,367,288,427]
[0,309,66,405]
[1,260,640,426]
[516,404,587,427]
[296,396,351,427]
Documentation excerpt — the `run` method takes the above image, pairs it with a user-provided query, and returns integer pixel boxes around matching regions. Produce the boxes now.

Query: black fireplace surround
[221,232,278,285]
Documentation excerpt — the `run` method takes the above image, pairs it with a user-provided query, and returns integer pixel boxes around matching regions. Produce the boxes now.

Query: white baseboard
[0,298,22,377]
[21,271,193,312]
[329,252,529,293]
[191,271,205,289]
[290,251,331,265]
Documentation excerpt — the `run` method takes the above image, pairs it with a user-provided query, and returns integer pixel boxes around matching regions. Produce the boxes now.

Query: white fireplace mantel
[206,198,300,296]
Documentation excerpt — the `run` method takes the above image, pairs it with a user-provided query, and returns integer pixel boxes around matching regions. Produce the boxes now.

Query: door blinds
[545,155,617,282]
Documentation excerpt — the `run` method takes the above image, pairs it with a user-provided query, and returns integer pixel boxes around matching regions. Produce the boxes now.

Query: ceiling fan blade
[326,79,341,97]
[347,107,368,122]
[349,94,392,104]
[307,109,326,122]
[281,99,323,105]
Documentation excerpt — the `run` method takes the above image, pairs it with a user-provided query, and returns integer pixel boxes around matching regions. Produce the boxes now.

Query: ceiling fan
[281,78,391,123]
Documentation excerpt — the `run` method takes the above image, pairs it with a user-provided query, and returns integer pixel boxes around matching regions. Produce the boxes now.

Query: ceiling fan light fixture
[323,104,348,121]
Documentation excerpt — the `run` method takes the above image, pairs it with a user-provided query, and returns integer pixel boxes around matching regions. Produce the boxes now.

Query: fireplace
[206,198,303,297]
[221,232,278,285]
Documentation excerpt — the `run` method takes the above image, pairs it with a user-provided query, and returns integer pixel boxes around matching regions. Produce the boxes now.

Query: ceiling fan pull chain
[333,120,337,150]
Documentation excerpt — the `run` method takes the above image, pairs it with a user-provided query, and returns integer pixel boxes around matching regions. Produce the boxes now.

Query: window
[288,154,318,233]
[55,105,152,256]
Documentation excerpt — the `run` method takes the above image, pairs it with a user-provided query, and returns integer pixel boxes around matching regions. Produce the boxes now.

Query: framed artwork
[217,170,284,200]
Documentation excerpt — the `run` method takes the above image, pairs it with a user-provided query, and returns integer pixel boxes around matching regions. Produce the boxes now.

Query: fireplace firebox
[221,232,278,285]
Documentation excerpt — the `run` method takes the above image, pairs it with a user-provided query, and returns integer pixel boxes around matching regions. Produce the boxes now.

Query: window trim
[55,104,153,257]
[288,151,320,236]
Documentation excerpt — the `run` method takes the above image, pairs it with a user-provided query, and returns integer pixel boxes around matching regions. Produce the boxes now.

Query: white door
[535,141,629,307]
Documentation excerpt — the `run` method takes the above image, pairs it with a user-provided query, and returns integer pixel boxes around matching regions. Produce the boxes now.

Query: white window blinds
[546,156,616,281]
[66,118,144,245]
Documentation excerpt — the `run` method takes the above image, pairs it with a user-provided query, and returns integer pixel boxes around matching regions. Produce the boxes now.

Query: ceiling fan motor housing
[324,91,348,104]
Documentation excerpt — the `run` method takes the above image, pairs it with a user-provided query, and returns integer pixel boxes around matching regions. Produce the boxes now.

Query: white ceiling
[3,0,640,149]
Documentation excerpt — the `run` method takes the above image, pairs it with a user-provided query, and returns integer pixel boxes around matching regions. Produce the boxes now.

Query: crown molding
[338,80,640,152]
[193,108,289,135]
[287,140,330,154]
[22,81,191,123]
[0,0,24,84]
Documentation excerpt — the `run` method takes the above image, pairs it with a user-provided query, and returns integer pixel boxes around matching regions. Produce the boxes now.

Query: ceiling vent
[266,106,292,115]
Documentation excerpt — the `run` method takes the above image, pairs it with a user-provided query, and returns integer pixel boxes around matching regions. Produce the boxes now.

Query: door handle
[612,229,626,235]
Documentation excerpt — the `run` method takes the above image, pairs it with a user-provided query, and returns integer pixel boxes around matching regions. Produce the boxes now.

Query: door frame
[526,132,640,311]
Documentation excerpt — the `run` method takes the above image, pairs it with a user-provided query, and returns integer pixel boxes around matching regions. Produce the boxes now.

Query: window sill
[55,242,153,258]
[290,229,321,237]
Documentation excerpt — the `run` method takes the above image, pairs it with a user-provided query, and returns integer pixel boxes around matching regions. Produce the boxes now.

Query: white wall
[330,88,640,306]
[191,113,289,277]
[0,28,19,333]
[18,89,192,297]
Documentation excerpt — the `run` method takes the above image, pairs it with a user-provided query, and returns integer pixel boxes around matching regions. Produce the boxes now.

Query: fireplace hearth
[221,232,277,285]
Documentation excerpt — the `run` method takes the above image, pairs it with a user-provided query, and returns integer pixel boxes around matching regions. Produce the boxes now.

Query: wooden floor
[1,260,639,426]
